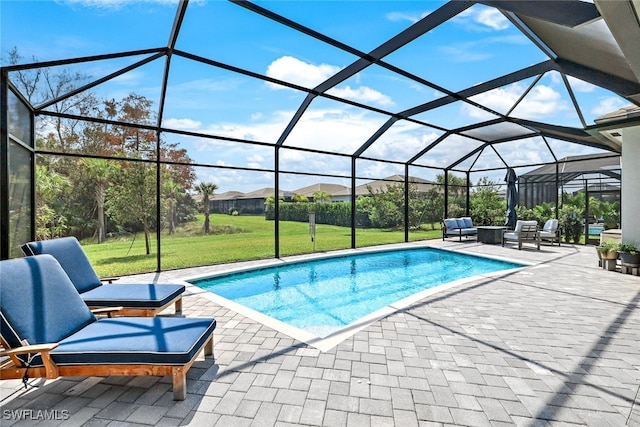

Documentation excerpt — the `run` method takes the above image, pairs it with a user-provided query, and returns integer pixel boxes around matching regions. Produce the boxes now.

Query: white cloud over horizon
[265,56,394,108]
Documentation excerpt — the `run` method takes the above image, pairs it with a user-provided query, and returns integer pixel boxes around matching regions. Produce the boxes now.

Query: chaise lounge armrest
[1,343,60,378]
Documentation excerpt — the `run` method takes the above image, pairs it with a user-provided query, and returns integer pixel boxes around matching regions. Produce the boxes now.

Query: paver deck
[2,241,639,426]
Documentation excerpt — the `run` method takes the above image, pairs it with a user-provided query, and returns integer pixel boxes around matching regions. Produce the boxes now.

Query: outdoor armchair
[502,220,540,250]
[0,255,216,400]
[21,237,184,316]
[539,219,561,246]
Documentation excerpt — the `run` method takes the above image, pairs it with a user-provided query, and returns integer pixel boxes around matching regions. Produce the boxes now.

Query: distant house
[209,175,437,215]
[211,188,294,215]
[332,175,437,203]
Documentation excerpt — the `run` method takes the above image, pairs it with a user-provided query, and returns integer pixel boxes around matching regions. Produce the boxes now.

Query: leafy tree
[312,191,332,203]
[81,158,115,243]
[197,182,219,234]
[419,188,444,229]
[105,160,157,254]
[436,172,468,216]
[470,177,503,225]
[35,164,69,239]
[292,193,309,203]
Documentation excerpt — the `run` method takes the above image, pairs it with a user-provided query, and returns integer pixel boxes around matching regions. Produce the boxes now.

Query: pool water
[190,248,522,338]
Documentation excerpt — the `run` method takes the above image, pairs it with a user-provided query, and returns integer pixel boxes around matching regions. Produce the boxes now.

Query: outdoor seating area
[0,255,216,401]
[1,242,638,426]
[2,1,640,426]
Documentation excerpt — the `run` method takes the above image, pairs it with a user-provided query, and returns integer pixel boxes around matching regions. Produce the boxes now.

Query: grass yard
[82,214,442,277]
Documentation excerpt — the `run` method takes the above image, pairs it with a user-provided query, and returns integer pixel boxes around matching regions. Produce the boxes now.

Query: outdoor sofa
[22,237,184,316]
[502,220,540,250]
[0,255,216,400]
[442,217,477,241]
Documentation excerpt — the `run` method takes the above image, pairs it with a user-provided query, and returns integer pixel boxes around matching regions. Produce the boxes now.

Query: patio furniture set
[442,217,561,250]
[0,237,216,401]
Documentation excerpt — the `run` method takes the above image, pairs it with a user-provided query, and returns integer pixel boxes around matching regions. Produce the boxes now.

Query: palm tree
[196,182,218,234]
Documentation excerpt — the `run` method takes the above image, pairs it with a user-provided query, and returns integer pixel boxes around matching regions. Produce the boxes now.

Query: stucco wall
[622,126,640,246]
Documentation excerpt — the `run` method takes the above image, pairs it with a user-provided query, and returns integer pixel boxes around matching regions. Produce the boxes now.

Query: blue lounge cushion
[22,237,102,293]
[21,237,185,309]
[455,218,467,229]
[0,255,96,348]
[81,284,185,308]
[50,317,216,365]
[1,255,216,368]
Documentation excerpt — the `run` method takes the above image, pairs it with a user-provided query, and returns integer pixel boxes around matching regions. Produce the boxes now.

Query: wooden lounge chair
[0,255,216,400]
[502,220,540,250]
[22,237,184,316]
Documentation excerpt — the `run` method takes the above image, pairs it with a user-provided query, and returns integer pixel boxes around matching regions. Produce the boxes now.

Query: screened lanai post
[444,170,449,220]
[555,162,560,220]
[156,130,162,272]
[0,74,8,260]
[404,167,409,242]
[465,171,471,216]
[275,146,280,258]
[351,157,356,249]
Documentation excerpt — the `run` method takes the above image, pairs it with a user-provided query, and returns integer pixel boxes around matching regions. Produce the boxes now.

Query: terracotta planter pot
[596,247,618,260]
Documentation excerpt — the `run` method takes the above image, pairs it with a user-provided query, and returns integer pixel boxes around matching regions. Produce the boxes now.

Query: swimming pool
[189,247,524,350]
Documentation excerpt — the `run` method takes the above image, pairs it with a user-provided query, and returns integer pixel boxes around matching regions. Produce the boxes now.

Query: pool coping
[181,242,532,352]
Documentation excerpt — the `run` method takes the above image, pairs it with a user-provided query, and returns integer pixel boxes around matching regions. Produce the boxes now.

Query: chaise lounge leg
[173,367,186,400]
[175,297,183,315]
[204,335,214,356]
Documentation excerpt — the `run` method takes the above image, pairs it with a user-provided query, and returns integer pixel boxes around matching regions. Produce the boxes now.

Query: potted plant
[596,240,619,261]
[616,242,640,266]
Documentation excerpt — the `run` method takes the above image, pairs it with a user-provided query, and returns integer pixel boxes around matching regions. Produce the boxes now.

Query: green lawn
[82,214,442,277]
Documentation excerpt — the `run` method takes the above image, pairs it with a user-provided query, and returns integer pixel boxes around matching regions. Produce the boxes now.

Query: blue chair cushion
[0,256,96,348]
[443,218,459,230]
[455,218,467,229]
[81,284,185,308]
[48,317,216,366]
[461,217,473,228]
[22,237,102,293]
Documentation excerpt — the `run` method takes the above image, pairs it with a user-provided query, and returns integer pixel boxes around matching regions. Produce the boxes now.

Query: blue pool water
[190,248,522,337]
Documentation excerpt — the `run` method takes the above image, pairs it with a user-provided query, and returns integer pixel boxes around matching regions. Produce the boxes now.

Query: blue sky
[1,0,630,193]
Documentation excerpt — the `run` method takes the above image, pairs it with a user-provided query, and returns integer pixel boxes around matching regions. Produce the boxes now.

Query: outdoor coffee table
[477,226,507,244]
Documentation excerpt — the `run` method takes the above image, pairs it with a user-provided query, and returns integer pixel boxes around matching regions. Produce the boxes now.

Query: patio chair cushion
[542,219,559,233]
[49,317,216,366]
[443,218,459,230]
[80,283,185,308]
[513,220,537,233]
[0,255,96,348]
[461,217,473,228]
[22,237,102,293]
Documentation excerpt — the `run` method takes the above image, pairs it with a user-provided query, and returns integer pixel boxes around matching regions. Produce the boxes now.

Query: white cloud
[467,83,571,119]
[385,11,429,24]
[162,117,202,130]
[567,76,595,93]
[328,85,394,107]
[265,56,341,89]
[475,8,509,30]
[454,6,509,31]
[591,97,628,116]
[251,112,263,120]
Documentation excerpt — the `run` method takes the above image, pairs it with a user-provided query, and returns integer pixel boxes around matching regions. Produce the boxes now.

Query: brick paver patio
[2,241,639,426]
